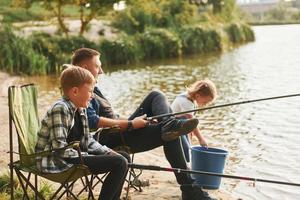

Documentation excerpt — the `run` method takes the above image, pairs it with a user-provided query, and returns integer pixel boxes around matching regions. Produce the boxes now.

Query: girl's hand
[199,137,208,148]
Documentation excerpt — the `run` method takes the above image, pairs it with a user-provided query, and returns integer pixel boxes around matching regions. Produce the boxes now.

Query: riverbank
[0,71,237,199]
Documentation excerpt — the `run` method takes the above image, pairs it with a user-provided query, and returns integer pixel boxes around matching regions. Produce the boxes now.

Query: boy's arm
[49,106,77,157]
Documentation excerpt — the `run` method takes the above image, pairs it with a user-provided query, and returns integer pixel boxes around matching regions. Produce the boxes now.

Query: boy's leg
[64,152,128,200]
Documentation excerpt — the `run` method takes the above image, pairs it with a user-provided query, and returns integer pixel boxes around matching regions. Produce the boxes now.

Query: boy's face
[82,55,103,81]
[70,83,94,108]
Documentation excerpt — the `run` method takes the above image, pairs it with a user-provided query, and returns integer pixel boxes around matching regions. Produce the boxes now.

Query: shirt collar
[62,96,77,113]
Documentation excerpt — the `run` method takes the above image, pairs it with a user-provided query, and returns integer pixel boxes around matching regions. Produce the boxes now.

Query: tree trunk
[79,6,96,36]
[56,0,69,37]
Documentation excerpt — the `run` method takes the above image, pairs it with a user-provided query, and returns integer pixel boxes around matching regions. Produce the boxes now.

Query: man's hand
[132,114,148,129]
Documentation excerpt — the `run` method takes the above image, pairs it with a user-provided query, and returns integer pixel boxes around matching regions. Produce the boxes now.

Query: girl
[171,79,217,163]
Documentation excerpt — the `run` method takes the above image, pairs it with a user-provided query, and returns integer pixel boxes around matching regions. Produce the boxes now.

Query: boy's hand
[132,114,148,129]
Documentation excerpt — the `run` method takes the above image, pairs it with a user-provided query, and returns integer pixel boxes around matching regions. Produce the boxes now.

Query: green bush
[29,32,61,73]
[241,24,255,42]
[30,33,97,72]
[138,28,182,59]
[204,29,222,52]
[99,35,142,65]
[112,4,157,34]
[112,0,197,34]
[225,23,244,43]
[0,25,48,75]
[225,23,255,43]
[179,26,222,55]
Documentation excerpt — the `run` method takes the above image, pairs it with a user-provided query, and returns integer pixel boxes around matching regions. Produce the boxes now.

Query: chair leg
[10,164,14,200]
[84,174,95,200]
[56,181,78,200]
[15,170,45,200]
[35,174,38,200]
[22,172,31,200]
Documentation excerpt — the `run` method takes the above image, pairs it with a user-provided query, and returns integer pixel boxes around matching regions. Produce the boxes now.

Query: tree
[12,0,119,37]
[74,0,119,36]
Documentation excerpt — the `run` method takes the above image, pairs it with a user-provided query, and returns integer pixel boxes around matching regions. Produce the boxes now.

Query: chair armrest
[94,126,120,141]
[12,141,81,158]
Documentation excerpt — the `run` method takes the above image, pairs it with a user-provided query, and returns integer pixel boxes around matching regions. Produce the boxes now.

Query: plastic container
[191,146,228,189]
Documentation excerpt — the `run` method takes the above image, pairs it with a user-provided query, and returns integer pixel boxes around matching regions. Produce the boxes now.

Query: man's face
[82,55,103,81]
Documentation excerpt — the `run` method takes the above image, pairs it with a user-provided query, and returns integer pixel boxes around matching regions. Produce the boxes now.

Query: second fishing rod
[146,93,300,121]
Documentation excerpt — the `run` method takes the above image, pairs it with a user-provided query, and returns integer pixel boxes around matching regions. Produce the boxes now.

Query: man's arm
[98,115,148,132]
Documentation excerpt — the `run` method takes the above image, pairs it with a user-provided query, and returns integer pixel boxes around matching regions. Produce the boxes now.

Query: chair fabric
[8,84,93,200]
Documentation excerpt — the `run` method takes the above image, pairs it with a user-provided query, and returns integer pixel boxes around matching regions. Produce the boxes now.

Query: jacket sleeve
[87,99,100,130]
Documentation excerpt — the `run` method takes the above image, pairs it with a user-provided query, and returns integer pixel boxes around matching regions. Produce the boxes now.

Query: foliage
[179,25,221,55]
[112,0,197,34]
[99,35,142,65]
[0,25,49,75]
[0,1,46,22]
[138,28,182,59]
[225,23,254,43]
[0,170,53,199]
[11,0,118,36]
[30,32,97,72]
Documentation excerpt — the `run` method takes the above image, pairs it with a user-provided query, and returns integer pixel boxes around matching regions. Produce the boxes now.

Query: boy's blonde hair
[187,79,217,101]
[60,65,94,95]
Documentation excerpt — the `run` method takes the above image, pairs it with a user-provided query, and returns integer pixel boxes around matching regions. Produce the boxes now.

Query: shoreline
[0,71,236,199]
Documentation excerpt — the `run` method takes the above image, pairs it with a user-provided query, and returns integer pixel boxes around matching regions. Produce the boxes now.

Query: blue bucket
[191,146,228,189]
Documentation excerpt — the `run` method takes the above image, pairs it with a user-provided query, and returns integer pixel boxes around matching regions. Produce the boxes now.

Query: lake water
[18,24,300,199]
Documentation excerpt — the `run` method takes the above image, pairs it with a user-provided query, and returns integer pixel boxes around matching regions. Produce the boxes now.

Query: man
[72,48,216,200]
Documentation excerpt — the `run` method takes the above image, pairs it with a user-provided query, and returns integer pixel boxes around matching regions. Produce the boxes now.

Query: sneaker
[182,187,217,200]
[161,118,199,142]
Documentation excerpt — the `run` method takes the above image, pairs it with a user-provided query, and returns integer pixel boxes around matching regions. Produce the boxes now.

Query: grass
[0,170,55,199]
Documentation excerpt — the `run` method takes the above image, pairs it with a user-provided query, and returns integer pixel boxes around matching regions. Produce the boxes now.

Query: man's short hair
[60,65,94,95]
[71,48,100,66]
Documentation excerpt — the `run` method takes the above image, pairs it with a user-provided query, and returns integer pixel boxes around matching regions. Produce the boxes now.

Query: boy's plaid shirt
[35,97,110,173]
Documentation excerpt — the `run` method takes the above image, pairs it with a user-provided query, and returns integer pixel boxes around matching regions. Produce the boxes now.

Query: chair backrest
[8,84,39,167]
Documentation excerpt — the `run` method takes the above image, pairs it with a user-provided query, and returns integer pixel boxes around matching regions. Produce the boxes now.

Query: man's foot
[161,118,199,141]
[182,187,217,200]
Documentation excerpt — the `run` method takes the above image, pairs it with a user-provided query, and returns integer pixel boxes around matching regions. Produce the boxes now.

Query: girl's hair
[187,79,217,101]
[60,65,94,95]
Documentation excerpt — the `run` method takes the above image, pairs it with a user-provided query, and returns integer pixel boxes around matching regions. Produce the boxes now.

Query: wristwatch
[127,120,133,131]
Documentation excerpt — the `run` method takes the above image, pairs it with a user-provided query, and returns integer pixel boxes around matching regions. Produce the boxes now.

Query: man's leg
[129,90,172,121]
[98,125,215,200]
[64,152,128,200]
[124,126,215,200]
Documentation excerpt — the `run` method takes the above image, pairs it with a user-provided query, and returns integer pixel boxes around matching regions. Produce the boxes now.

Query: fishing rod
[147,93,300,121]
[128,163,300,187]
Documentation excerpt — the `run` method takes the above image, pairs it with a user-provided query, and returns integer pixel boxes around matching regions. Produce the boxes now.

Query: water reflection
[16,25,300,199]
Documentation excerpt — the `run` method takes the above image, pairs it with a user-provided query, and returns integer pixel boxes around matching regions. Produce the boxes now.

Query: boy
[35,66,128,200]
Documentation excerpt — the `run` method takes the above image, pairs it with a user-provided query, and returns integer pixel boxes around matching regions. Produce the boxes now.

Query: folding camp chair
[8,84,94,200]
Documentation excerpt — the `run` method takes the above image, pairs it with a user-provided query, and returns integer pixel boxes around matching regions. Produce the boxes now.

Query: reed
[0,25,48,75]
